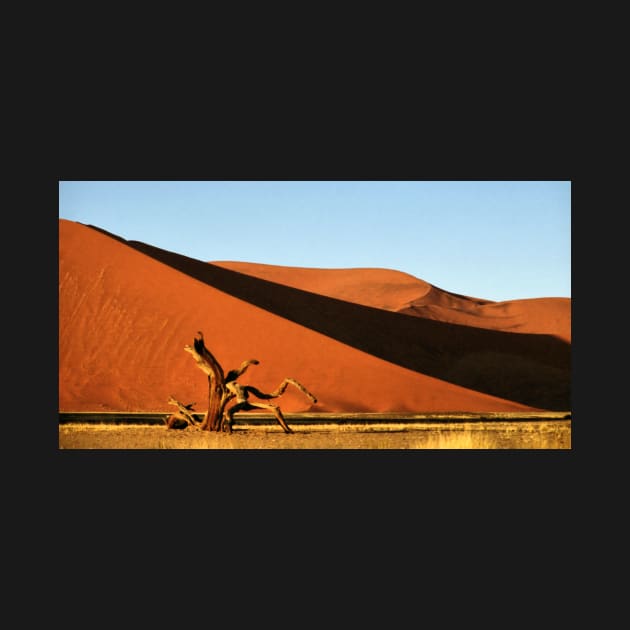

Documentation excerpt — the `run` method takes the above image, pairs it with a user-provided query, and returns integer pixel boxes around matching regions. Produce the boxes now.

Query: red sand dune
[59,220,571,413]
[215,261,571,343]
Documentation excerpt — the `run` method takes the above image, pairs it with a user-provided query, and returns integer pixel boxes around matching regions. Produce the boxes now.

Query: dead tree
[165,395,200,430]
[183,331,317,433]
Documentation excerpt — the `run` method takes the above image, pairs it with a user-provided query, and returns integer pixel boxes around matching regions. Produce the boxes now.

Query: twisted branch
[166,395,200,429]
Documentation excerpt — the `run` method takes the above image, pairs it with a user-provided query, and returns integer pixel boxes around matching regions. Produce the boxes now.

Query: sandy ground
[58,421,571,449]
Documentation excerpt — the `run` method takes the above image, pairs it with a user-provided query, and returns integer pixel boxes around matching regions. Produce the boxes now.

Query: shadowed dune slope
[61,221,570,411]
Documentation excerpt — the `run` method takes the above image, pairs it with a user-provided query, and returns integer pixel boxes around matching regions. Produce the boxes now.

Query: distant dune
[215,261,571,342]
[59,220,571,413]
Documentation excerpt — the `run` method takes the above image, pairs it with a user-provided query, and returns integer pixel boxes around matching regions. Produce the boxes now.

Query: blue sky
[58,181,571,302]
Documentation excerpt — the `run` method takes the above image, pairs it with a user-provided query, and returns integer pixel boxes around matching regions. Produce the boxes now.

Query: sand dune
[400,294,571,342]
[59,220,571,413]
[217,261,571,342]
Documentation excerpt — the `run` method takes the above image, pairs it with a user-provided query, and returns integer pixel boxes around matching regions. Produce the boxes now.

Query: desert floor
[58,419,571,449]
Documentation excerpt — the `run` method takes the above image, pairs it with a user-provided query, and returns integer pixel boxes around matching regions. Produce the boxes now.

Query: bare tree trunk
[202,374,227,431]
[185,332,228,432]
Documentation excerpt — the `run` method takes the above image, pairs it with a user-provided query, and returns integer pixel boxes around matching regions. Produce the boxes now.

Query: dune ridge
[59,220,570,413]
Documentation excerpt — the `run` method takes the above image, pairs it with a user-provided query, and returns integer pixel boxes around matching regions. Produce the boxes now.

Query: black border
[45,109,578,550]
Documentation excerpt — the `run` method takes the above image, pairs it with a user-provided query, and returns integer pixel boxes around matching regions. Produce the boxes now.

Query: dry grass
[58,420,571,449]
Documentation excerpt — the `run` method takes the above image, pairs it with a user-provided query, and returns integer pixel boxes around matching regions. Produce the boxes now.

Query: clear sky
[58,180,571,302]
